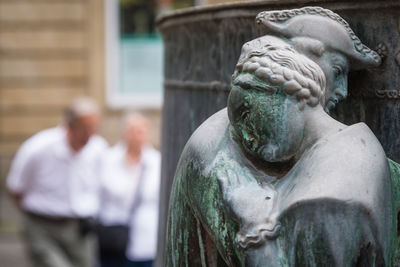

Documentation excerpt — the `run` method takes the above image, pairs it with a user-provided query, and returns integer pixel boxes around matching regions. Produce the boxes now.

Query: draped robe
[166,108,396,267]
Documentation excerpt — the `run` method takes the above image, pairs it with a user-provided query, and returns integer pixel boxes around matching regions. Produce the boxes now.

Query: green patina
[166,158,244,267]
[388,159,400,265]
[230,75,291,161]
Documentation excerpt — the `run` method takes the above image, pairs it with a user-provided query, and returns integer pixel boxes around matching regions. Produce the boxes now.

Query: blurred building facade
[0,0,244,230]
[0,0,240,188]
[0,0,103,184]
[0,0,163,231]
[0,0,244,265]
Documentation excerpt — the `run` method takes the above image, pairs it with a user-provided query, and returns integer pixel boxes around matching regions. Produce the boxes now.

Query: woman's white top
[98,143,161,261]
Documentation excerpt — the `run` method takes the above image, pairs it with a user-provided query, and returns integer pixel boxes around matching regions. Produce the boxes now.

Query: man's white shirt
[6,127,108,218]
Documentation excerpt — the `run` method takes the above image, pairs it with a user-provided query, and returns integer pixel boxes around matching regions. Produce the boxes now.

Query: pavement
[0,233,29,267]
[0,190,30,267]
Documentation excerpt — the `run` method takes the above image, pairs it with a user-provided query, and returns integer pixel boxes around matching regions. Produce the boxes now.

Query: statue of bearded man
[166,8,396,267]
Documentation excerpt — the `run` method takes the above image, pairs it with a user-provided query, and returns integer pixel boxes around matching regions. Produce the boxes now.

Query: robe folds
[166,108,396,267]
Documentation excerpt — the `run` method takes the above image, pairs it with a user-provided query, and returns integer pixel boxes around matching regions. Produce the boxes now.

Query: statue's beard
[235,110,271,160]
[237,122,288,164]
[235,108,294,163]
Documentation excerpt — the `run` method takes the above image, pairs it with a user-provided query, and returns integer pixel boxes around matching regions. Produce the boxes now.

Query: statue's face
[320,52,349,112]
[228,72,305,163]
[290,38,349,112]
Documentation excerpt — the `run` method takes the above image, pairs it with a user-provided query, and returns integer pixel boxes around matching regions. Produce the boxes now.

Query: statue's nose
[334,87,347,101]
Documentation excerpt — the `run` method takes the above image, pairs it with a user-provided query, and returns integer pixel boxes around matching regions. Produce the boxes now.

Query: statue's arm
[165,158,243,267]
[165,169,204,267]
[165,112,244,266]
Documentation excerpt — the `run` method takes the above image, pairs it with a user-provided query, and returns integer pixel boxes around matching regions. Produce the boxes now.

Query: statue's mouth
[325,89,346,112]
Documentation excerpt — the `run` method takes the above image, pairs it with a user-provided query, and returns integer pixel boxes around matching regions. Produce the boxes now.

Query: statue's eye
[333,66,342,76]
[233,76,253,90]
[239,81,253,90]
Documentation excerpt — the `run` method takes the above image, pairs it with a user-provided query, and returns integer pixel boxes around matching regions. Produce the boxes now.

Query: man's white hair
[64,97,100,124]
[121,112,149,134]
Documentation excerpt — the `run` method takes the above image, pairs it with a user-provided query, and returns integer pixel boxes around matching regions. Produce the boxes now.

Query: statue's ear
[290,37,325,58]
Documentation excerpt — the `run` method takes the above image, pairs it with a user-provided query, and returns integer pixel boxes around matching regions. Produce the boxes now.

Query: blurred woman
[97,113,161,267]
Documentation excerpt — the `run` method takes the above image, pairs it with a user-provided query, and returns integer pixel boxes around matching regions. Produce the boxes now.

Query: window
[105,0,195,109]
[105,0,163,109]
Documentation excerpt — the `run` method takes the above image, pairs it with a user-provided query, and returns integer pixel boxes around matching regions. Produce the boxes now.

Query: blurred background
[0,0,244,266]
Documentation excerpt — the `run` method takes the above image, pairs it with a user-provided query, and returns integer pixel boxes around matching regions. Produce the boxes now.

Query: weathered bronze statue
[166,7,398,266]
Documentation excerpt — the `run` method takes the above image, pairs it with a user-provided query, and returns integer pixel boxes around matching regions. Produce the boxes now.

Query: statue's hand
[213,152,280,249]
[227,182,280,248]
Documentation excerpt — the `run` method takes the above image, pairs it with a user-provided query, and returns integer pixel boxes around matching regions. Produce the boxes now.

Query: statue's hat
[256,7,381,70]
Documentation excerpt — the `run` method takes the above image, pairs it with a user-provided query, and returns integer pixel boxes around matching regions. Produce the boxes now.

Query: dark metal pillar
[155,1,400,265]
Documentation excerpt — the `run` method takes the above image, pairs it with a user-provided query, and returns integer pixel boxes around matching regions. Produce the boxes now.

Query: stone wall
[0,0,102,183]
[0,0,162,229]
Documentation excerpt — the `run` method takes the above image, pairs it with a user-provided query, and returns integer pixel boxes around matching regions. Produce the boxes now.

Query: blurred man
[7,97,108,267]
[97,113,161,267]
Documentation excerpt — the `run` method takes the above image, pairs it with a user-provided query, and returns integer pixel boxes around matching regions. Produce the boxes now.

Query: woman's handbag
[97,224,130,258]
[96,164,146,259]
